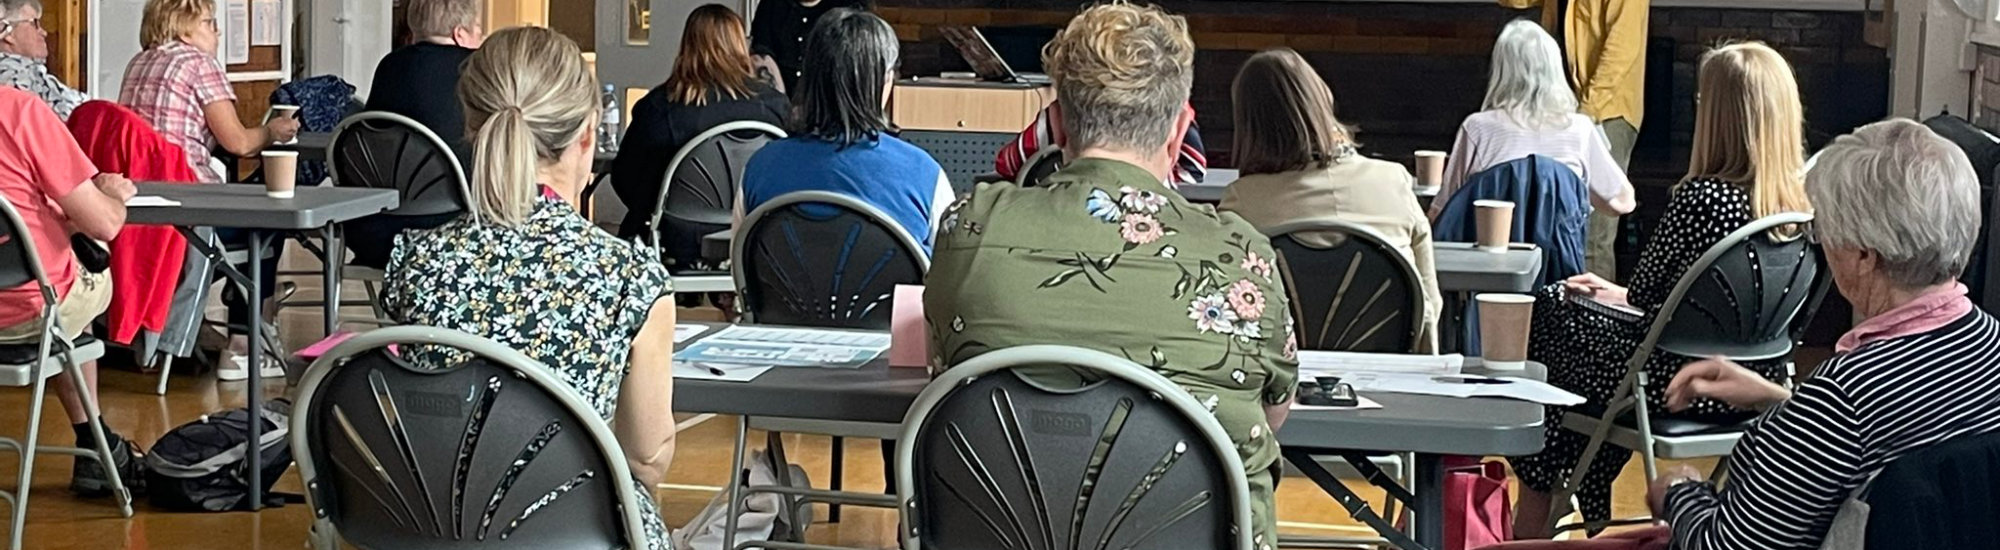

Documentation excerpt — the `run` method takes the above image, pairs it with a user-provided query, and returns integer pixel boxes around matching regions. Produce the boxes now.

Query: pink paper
[295,330,358,361]
[890,285,929,368]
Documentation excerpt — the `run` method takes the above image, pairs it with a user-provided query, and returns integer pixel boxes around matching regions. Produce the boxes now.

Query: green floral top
[926,158,1300,476]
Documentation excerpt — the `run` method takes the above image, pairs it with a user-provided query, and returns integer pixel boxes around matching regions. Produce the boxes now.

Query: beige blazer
[1220,157,1442,353]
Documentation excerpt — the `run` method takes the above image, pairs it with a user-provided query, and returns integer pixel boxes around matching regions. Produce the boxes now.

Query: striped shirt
[1434,111,1630,218]
[994,100,1208,186]
[1664,309,2000,549]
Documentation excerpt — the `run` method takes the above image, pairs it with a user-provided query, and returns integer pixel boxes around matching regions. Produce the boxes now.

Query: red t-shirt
[0,87,99,327]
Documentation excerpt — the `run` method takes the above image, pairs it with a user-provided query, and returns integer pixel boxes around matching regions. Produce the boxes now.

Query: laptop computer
[939,26,1051,85]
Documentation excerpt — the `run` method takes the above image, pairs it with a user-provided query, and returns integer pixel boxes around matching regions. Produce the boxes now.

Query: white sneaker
[217,353,286,382]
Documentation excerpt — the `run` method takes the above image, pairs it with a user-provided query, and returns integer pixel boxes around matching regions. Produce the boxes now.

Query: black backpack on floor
[145,399,296,511]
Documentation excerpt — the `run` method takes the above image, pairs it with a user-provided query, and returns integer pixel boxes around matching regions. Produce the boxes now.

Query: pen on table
[703,364,728,376]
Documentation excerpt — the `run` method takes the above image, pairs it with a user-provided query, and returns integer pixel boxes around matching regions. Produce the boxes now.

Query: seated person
[1434,20,1633,222]
[120,0,300,380]
[738,8,951,254]
[0,87,142,496]
[1497,119,2000,550]
[1508,42,1813,535]
[344,0,484,269]
[925,4,1298,546]
[996,100,1209,186]
[0,0,91,119]
[381,27,676,548]
[1220,48,1441,353]
[613,2,787,269]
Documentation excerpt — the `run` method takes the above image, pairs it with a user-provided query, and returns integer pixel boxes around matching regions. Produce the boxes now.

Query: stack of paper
[674,325,890,369]
[1338,372,1584,406]
[1297,350,1464,377]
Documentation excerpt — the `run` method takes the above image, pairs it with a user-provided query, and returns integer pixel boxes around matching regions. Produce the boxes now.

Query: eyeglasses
[201,17,218,30]
[1,17,40,34]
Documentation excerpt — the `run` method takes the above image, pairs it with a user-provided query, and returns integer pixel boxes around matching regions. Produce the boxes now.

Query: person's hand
[267,116,302,143]
[95,173,136,203]
[1647,464,1705,518]
[1666,358,1791,412]
[1563,272,1628,305]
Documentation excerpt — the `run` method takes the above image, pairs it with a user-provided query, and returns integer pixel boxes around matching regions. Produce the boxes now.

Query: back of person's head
[457,26,597,226]
[793,8,897,146]
[1043,1,1193,158]
[1231,48,1353,175]
[140,0,212,50]
[666,4,755,106]
[1808,119,1980,288]
[407,0,481,43]
[1687,42,1809,231]
[1483,19,1577,130]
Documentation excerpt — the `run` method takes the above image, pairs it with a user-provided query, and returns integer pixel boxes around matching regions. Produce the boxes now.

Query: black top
[609,80,790,236]
[364,42,475,148]
[749,0,872,92]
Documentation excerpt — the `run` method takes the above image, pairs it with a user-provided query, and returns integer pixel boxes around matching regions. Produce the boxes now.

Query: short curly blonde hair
[140,0,213,50]
[1042,1,1193,156]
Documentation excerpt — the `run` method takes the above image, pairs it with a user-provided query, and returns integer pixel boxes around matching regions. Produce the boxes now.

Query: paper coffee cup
[1414,150,1448,188]
[267,104,300,121]
[262,150,298,199]
[1476,293,1535,371]
[1474,199,1514,252]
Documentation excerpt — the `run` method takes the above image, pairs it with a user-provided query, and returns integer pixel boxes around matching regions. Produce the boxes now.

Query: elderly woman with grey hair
[1487,118,2000,550]
[1635,118,2000,549]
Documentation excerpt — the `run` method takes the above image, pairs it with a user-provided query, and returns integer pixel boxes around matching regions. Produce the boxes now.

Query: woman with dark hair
[738,8,952,253]
[1220,48,1442,352]
[612,3,788,269]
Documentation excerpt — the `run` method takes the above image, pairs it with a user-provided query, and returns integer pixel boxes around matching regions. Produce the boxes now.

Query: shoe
[71,431,144,498]
[218,353,286,382]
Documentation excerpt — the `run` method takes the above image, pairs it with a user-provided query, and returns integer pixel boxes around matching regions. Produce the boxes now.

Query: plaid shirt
[119,41,234,183]
[0,53,90,121]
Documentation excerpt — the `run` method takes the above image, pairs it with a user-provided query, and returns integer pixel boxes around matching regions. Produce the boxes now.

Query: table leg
[245,230,267,512]
[1281,447,1425,550]
[323,225,341,336]
[723,416,748,550]
[1414,453,1444,550]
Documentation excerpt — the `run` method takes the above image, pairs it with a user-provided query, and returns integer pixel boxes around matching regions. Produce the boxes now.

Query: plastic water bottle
[598,84,622,154]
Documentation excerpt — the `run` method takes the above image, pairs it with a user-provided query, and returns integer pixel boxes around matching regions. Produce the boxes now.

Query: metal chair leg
[62,350,133,518]
[152,353,174,396]
[828,436,844,524]
[1632,373,1661,481]
[8,329,53,550]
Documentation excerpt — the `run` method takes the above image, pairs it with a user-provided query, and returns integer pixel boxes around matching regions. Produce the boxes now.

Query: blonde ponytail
[457,26,598,226]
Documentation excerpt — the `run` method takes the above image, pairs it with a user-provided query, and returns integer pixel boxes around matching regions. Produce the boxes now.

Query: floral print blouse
[383,190,674,419]
[926,157,1301,488]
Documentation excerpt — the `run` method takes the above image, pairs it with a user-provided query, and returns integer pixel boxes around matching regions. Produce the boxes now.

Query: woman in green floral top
[924,5,1299,548]
[382,28,679,549]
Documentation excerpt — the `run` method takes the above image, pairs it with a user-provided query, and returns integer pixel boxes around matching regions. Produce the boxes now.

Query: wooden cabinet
[891,81,1055,133]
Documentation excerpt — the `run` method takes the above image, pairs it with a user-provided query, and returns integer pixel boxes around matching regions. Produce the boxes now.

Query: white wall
[87,0,146,96]
[1892,0,1985,118]
[305,0,391,98]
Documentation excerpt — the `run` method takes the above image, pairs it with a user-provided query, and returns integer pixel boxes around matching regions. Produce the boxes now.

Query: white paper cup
[1477,293,1536,371]
[262,150,299,199]
[1474,199,1515,252]
[1415,150,1448,188]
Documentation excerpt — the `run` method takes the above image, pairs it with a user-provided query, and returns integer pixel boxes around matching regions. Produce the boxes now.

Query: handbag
[1445,457,1513,550]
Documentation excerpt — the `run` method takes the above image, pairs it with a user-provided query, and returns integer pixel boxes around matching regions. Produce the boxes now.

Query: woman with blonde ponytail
[1508,41,1812,537]
[382,27,677,549]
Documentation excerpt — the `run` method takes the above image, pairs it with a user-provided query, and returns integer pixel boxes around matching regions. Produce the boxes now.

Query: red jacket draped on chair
[67,100,196,344]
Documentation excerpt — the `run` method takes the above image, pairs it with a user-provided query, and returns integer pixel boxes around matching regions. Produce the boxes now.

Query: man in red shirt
[0,86,141,495]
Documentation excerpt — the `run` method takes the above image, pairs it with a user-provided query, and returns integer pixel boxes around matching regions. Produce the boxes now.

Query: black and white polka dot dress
[1507,178,1788,523]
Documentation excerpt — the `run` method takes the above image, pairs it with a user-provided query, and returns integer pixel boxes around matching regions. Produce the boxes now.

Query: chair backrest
[330,111,471,218]
[291,326,647,549]
[901,130,1019,194]
[1016,145,1065,188]
[1265,220,1426,353]
[1859,430,2000,549]
[647,121,786,247]
[0,200,46,293]
[895,345,1254,550]
[1638,212,1829,364]
[732,191,930,330]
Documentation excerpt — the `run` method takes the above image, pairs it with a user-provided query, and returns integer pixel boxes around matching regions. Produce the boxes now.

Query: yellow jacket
[1500,0,1649,128]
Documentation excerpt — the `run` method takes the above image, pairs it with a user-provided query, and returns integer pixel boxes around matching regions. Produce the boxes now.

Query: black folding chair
[645,120,785,273]
[1551,212,1830,533]
[1016,144,1066,188]
[1267,219,1426,354]
[895,344,1254,550]
[291,326,650,549]
[0,201,134,550]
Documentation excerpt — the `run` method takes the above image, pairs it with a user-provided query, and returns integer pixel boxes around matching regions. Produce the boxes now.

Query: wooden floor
[0,250,1716,549]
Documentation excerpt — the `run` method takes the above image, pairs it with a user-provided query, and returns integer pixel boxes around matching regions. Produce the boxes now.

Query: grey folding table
[1280,361,1548,550]
[284,131,334,163]
[1433,243,1544,293]
[127,183,398,510]
[671,323,1545,550]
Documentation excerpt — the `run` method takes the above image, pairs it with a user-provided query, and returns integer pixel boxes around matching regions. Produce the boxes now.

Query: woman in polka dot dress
[1508,42,1814,537]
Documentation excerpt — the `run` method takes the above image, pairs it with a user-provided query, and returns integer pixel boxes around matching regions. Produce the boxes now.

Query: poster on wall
[625,0,649,45]
[225,0,250,64]
[251,0,282,46]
